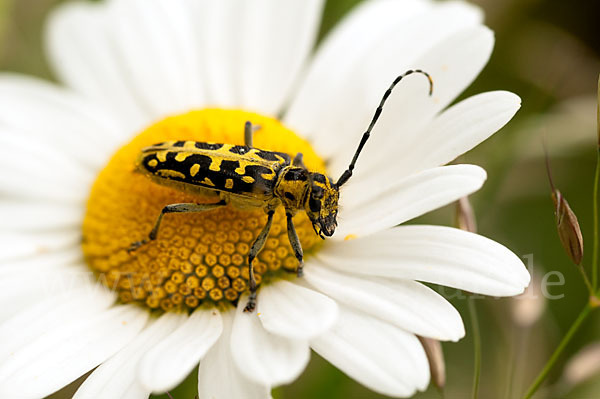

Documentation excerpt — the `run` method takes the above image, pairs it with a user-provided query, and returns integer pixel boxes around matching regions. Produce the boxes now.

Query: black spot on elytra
[142,155,158,169]
[194,142,223,150]
[229,145,251,155]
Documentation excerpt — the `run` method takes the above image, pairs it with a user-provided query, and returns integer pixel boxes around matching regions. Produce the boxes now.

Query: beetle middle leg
[244,210,275,313]
[244,121,262,148]
[128,200,227,253]
[285,211,304,277]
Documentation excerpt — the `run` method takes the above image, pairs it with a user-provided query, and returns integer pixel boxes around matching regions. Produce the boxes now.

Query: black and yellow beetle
[129,70,433,312]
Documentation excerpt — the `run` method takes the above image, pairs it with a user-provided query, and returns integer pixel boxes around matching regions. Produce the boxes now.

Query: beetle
[129,69,433,312]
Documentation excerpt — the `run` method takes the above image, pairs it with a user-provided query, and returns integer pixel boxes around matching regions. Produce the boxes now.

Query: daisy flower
[0,0,530,398]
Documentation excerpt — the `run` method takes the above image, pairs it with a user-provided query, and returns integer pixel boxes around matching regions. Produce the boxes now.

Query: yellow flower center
[82,109,325,312]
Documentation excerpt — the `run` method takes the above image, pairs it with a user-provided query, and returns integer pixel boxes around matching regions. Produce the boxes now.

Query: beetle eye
[312,186,324,199]
[309,197,321,213]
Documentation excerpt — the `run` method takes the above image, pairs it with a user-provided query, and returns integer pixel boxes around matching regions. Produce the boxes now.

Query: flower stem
[469,298,481,399]
[522,303,593,399]
[592,149,600,291]
[594,74,600,291]
[578,263,594,296]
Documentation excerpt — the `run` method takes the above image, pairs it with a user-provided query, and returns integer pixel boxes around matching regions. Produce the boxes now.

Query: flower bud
[418,336,446,390]
[456,196,477,233]
[545,146,584,265]
[551,189,584,265]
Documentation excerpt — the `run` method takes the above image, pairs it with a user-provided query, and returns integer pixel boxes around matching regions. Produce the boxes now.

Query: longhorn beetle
[129,69,433,312]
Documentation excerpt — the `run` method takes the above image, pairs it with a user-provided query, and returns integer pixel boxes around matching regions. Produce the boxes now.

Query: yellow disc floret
[82,109,324,312]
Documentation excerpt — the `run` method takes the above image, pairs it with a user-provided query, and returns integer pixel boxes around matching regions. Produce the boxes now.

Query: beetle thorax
[274,166,311,210]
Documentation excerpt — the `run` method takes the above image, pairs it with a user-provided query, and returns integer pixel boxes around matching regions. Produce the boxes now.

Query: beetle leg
[128,200,227,253]
[244,121,253,148]
[244,121,262,148]
[286,211,304,277]
[292,152,305,168]
[244,210,275,313]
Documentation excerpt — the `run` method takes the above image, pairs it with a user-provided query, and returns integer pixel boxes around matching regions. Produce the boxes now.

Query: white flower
[0,0,530,398]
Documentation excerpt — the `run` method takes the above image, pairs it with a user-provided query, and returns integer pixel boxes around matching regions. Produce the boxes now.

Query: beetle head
[305,173,339,238]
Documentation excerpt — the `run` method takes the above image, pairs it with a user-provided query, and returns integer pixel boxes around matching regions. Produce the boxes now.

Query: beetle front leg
[286,211,304,277]
[128,200,226,253]
[244,210,275,313]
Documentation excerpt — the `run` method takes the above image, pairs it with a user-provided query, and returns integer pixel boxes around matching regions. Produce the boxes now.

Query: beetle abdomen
[137,141,292,199]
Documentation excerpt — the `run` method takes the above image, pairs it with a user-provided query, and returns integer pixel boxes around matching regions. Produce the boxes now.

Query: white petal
[138,309,223,393]
[0,231,79,262]
[408,91,521,174]
[0,248,80,275]
[321,225,530,296]
[199,0,323,114]
[335,164,486,238]
[286,2,484,166]
[285,0,434,140]
[0,301,148,398]
[106,0,205,118]
[74,313,186,399]
[236,0,324,115]
[257,280,338,340]
[0,263,91,323]
[231,295,310,386]
[330,26,494,177]
[0,129,93,203]
[0,74,126,170]
[0,283,115,362]
[0,171,83,204]
[0,201,82,231]
[198,311,270,399]
[45,1,149,130]
[304,264,464,341]
[351,91,522,186]
[325,25,494,182]
[0,266,89,303]
[311,305,429,397]
[196,0,239,107]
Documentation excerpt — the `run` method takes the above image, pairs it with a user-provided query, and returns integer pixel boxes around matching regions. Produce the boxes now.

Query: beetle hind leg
[128,200,227,253]
[244,210,275,312]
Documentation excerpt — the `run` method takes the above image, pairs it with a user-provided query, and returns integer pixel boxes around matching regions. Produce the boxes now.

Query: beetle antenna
[335,69,433,187]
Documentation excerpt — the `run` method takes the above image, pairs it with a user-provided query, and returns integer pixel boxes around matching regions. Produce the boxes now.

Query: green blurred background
[1,0,599,398]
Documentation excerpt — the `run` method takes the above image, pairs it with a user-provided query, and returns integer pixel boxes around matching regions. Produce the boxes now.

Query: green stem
[578,263,595,296]
[592,149,600,291]
[504,328,516,399]
[522,303,593,399]
[469,298,481,399]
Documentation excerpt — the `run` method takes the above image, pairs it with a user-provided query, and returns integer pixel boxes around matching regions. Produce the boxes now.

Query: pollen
[82,109,325,312]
